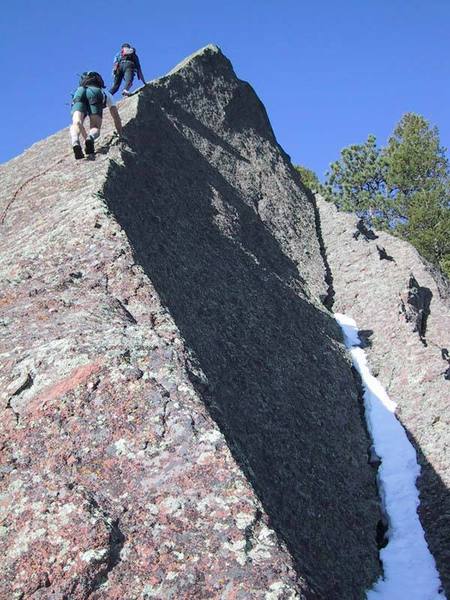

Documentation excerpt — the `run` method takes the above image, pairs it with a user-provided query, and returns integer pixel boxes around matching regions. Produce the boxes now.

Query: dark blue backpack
[79,71,105,88]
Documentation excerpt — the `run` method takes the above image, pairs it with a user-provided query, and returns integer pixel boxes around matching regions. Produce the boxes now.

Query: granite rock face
[1,46,380,599]
[317,196,450,596]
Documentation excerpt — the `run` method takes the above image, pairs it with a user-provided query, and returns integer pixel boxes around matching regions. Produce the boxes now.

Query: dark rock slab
[102,46,382,598]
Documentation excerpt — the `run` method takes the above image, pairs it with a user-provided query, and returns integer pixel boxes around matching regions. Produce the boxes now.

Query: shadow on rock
[403,423,450,598]
[358,330,374,349]
[102,91,381,599]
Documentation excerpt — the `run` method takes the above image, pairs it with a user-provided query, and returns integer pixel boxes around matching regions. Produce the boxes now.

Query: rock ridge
[1,47,380,599]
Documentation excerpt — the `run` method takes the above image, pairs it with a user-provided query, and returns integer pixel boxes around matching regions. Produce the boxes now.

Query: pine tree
[384,114,450,276]
[323,114,450,278]
[324,135,388,220]
[294,165,321,192]
[403,191,450,276]
[384,113,449,220]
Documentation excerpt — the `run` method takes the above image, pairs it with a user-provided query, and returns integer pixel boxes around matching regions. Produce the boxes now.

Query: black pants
[109,61,135,95]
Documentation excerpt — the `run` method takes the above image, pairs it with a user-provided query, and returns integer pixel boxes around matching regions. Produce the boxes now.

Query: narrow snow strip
[335,313,445,600]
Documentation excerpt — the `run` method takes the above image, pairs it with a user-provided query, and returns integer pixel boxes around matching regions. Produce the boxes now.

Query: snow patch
[335,313,445,600]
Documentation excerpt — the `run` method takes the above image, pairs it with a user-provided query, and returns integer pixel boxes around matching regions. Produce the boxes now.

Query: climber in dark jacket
[109,43,145,96]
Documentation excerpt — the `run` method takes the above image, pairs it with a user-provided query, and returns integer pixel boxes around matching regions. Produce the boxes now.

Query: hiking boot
[73,144,84,160]
[85,137,95,155]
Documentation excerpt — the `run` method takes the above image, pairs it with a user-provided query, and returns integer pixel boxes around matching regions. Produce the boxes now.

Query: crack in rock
[160,399,170,439]
[441,348,450,381]
[110,297,138,325]
[76,487,126,594]
[399,274,432,346]
[244,508,263,559]
[5,372,34,425]
[353,219,378,242]
[308,191,335,310]
[376,245,395,263]
[189,413,199,438]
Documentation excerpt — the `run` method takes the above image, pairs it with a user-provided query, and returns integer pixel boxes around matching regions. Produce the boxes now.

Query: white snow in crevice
[335,313,445,600]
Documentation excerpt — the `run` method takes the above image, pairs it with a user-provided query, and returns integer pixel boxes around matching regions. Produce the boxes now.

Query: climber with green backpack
[70,71,123,160]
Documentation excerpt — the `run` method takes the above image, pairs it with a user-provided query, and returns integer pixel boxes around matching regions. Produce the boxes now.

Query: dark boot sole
[85,138,95,155]
[73,145,84,160]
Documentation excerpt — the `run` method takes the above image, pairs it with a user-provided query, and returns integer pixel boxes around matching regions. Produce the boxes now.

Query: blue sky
[1,0,449,178]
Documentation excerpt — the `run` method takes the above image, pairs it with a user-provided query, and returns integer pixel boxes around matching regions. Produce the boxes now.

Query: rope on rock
[0,155,68,225]
[0,133,128,225]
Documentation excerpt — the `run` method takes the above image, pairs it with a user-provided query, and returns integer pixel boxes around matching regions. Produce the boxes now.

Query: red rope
[0,155,68,225]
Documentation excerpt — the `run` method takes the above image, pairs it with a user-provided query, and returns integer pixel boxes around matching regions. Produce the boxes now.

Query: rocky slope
[317,196,450,596]
[0,46,381,599]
